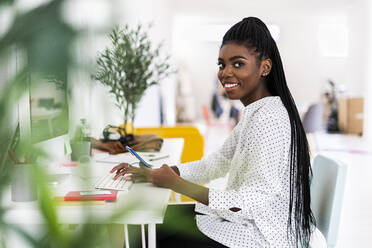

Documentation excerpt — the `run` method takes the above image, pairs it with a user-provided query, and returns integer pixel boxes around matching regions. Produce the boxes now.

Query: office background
[64,0,372,141]
[1,0,369,139]
[1,0,371,247]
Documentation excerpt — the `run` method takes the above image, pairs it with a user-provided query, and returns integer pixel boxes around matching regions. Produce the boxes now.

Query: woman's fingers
[110,163,130,173]
[112,171,130,180]
[112,168,136,180]
[139,162,153,176]
[110,161,157,182]
[112,164,144,180]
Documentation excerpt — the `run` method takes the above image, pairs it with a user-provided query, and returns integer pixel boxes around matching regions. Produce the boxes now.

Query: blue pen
[125,146,152,168]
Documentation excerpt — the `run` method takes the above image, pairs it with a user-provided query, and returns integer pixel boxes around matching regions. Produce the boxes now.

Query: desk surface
[2,138,184,225]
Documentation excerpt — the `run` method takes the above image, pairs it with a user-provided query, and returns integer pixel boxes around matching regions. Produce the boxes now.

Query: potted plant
[93,24,172,146]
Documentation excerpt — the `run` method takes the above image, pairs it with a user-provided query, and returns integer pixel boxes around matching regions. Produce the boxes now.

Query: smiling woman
[112,16,315,248]
[217,43,272,106]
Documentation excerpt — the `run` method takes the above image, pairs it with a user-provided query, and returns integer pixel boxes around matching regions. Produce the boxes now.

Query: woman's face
[217,43,271,106]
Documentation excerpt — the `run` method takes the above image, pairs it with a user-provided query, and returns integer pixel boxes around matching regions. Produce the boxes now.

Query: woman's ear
[261,58,272,77]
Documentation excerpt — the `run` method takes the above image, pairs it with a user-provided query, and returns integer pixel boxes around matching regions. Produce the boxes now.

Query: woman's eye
[217,62,225,69]
[233,62,244,68]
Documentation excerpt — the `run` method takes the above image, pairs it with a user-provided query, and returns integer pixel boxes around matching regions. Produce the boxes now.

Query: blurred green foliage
[0,0,73,181]
[0,0,77,246]
[0,0,137,247]
[0,0,74,81]
[0,0,14,5]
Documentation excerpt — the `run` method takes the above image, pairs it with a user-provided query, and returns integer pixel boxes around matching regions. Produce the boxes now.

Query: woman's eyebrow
[218,55,248,62]
[229,55,248,61]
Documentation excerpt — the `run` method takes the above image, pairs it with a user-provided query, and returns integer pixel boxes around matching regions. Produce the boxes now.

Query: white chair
[310,154,348,248]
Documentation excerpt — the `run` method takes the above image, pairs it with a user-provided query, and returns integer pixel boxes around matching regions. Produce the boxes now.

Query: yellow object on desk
[53,197,105,206]
[132,126,204,163]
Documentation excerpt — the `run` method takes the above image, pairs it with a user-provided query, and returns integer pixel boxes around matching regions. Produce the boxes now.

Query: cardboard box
[338,97,364,135]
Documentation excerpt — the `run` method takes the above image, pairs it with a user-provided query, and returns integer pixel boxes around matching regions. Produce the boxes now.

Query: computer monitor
[15,48,71,161]
[29,77,69,143]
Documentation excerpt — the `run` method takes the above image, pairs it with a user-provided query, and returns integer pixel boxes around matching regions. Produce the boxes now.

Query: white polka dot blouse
[178,96,294,247]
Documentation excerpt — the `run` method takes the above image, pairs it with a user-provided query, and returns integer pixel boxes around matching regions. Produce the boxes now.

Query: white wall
[114,0,176,127]
[62,0,372,138]
[365,0,372,141]
[66,0,176,138]
[171,0,368,119]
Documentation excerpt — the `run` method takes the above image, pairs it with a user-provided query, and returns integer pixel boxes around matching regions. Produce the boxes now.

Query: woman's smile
[223,82,240,91]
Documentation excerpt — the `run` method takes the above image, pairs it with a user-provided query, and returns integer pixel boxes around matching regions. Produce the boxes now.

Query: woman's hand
[110,163,146,182]
[110,163,181,189]
[140,164,181,189]
[111,163,210,205]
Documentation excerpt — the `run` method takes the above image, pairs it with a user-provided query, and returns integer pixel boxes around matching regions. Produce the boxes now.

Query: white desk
[2,138,184,248]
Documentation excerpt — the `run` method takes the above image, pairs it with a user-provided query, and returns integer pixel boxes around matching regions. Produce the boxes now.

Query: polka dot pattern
[178,97,294,247]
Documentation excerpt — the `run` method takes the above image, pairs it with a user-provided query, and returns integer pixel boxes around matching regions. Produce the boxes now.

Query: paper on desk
[94,152,137,164]
[137,152,170,160]
[53,197,105,206]
[94,152,170,165]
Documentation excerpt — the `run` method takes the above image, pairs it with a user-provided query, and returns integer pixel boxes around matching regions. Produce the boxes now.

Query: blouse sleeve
[207,111,290,223]
[177,121,242,184]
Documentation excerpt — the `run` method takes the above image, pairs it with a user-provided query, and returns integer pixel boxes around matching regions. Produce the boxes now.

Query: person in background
[112,17,315,247]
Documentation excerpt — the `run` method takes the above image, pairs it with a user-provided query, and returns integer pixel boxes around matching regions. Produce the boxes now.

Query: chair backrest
[311,154,348,247]
[302,103,324,133]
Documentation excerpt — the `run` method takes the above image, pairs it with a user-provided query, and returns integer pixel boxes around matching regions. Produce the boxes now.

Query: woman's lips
[223,82,240,92]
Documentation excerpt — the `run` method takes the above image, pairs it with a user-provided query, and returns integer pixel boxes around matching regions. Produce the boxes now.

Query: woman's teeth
[224,83,238,88]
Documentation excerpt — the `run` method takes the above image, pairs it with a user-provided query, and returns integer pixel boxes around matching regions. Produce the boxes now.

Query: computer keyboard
[94,173,133,192]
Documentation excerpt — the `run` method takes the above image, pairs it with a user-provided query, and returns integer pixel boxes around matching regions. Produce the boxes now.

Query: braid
[222,17,315,247]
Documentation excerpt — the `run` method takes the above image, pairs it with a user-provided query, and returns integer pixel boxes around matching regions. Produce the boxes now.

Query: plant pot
[11,164,38,202]
[70,141,91,162]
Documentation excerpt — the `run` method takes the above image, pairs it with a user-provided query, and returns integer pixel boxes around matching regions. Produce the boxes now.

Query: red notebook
[64,190,118,201]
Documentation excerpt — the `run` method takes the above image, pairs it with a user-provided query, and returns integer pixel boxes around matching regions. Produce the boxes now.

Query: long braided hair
[222,17,315,247]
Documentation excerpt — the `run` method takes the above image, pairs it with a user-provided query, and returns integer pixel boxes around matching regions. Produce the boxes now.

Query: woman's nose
[221,66,233,78]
